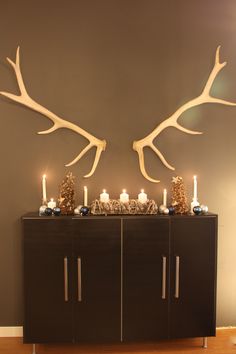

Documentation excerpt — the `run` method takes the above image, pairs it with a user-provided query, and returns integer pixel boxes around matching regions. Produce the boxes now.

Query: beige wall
[0,0,236,326]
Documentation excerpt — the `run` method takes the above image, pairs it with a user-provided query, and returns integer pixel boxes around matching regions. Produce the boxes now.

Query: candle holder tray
[90,199,158,215]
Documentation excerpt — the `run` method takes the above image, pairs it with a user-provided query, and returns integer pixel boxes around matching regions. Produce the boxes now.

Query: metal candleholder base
[190,199,200,214]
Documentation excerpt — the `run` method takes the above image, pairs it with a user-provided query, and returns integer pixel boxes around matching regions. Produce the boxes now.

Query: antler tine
[150,143,175,170]
[65,139,106,176]
[133,140,175,183]
[133,45,236,183]
[202,45,226,97]
[84,143,105,178]
[135,144,160,183]
[65,142,93,167]
[175,123,202,135]
[0,47,106,178]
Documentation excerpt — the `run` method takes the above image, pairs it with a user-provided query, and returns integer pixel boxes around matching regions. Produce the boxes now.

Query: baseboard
[217,326,236,329]
[0,327,23,337]
[0,325,235,338]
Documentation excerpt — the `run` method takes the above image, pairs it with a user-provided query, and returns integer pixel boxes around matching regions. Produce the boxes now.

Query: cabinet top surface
[22,212,217,220]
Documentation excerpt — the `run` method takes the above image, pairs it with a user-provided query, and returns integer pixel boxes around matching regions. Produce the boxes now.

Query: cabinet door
[73,218,121,342]
[23,219,73,343]
[123,218,169,341]
[170,216,217,339]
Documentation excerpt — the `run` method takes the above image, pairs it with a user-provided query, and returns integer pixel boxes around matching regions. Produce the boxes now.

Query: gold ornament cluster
[171,176,189,214]
[58,172,76,215]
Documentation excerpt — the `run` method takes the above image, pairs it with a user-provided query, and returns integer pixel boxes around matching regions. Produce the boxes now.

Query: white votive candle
[100,189,109,203]
[47,198,56,209]
[120,189,129,203]
[138,189,147,204]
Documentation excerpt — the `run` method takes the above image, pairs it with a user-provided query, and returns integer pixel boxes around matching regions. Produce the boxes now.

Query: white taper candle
[42,174,47,205]
[193,175,198,201]
[84,186,88,206]
[163,189,167,207]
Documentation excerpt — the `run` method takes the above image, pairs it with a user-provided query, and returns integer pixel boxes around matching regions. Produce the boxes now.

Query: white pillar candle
[42,174,47,205]
[83,186,88,206]
[100,189,109,203]
[163,189,167,207]
[120,189,129,203]
[47,198,56,209]
[138,189,147,204]
[193,175,198,201]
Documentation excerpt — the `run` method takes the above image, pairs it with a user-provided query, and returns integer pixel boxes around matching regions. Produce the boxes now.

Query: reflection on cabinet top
[22,212,217,220]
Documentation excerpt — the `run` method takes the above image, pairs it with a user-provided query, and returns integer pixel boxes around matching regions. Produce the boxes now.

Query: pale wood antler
[133,46,236,183]
[0,47,106,178]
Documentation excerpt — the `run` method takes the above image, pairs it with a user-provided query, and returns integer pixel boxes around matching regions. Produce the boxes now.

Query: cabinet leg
[32,344,36,354]
[202,337,207,348]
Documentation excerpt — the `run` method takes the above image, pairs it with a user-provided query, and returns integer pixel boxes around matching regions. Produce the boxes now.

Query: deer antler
[0,47,106,178]
[133,46,236,183]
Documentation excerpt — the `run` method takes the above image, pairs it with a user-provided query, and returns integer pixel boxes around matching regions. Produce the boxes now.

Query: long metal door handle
[64,257,68,302]
[162,256,167,299]
[77,257,82,302]
[175,256,180,298]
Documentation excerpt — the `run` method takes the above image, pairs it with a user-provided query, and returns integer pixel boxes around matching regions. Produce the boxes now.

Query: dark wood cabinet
[169,217,217,339]
[22,214,217,345]
[23,217,121,344]
[73,219,121,342]
[123,217,169,341]
[23,219,73,343]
